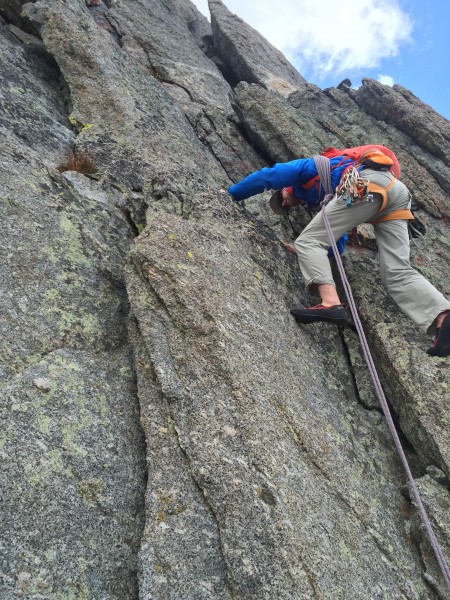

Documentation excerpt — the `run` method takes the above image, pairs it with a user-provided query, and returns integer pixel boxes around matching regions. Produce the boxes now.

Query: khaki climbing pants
[294,174,450,333]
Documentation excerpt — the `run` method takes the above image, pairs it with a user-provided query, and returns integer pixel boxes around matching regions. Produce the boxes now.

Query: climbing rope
[317,155,371,206]
[313,155,450,589]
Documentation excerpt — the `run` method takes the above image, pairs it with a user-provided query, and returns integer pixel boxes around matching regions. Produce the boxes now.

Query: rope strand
[322,193,450,589]
[313,156,450,588]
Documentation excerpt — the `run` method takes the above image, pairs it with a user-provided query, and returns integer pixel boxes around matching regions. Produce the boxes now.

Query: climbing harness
[318,155,415,225]
[313,155,450,589]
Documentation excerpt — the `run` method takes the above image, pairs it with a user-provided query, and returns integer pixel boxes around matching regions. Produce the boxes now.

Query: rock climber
[227,150,450,357]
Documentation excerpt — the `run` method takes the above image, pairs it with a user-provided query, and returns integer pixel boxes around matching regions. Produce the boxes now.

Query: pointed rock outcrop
[209,0,308,97]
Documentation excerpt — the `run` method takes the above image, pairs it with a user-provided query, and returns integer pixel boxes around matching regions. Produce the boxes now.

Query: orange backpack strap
[367,179,414,224]
[366,181,392,213]
[370,209,415,225]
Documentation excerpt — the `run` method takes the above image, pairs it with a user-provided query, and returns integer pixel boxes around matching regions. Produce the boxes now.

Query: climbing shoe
[426,311,450,357]
[290,304,349,325]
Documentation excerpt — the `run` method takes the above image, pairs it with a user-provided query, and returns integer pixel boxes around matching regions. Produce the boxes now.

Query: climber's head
[270,187,301,214]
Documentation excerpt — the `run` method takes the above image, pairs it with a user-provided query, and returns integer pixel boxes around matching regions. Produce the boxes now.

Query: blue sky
[192,0,450,120]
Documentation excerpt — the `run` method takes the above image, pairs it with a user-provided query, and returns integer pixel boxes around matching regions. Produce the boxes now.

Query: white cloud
[192,0,413,80]
[377,74,395,86]
[193,0,209,18]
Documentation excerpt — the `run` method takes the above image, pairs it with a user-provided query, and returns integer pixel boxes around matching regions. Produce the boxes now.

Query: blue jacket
[228,156,356,255]
[228,156,355,205]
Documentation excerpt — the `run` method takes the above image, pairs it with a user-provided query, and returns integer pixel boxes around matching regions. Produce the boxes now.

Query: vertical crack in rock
[186,108,266,182]
[338,327,425,479]
[405,474,450,598]
[171,421,234,596]
[129,313,232,599]
[230,114,273,166]
[407,510,442,599]
[87,1,122,45]
[339,328,369,407]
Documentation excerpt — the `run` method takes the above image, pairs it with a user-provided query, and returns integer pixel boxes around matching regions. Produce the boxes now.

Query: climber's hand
[281,242,296,254]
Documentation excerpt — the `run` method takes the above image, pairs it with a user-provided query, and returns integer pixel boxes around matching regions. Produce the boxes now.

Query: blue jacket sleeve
[328,233,348,257]
[228,159,313,201]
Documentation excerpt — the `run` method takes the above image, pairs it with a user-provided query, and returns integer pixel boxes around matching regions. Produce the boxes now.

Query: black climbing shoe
[426,311,450,357]
[290,304,349,325]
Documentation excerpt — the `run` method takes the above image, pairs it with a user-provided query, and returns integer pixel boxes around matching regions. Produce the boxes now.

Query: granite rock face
[1,1,449,598]
[127,191,432,599]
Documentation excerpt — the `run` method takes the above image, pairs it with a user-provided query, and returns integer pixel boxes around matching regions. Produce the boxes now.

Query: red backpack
[321,144,401,177]
[302,144,401,195]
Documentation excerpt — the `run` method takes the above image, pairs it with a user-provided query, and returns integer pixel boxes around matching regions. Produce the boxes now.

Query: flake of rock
[32,377,52,392]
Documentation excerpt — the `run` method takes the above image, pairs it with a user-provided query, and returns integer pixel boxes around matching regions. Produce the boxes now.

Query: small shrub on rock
[57,150,97,175]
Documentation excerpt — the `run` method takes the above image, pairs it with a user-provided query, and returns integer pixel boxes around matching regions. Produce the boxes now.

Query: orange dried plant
[57,150,98,175]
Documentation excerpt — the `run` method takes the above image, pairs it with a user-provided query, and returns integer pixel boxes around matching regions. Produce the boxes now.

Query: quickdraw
[336,166,372,206]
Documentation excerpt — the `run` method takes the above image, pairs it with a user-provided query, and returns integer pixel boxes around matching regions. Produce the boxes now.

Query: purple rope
[320,193,450,588]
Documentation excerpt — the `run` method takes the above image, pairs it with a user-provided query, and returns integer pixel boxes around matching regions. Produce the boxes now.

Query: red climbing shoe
[290,304,349,325]
[426,311,450,357]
